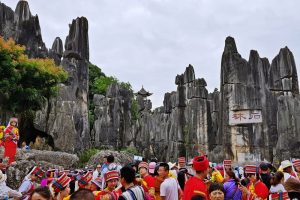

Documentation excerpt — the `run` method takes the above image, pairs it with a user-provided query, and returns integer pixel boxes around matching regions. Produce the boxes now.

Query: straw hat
[167,162,177,170]
[280,160,292,169]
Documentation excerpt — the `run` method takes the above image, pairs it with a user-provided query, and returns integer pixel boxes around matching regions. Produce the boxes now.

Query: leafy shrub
[78,148,100,168]
[121,146,138,155]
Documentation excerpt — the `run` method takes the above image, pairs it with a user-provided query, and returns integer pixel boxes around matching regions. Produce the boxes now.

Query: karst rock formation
[1,1,299,162]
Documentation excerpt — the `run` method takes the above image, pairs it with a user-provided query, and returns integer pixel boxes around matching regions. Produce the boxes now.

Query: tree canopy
[0,37,68,114]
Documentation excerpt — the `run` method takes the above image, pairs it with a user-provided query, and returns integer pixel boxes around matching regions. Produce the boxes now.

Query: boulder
[87,150,134,167]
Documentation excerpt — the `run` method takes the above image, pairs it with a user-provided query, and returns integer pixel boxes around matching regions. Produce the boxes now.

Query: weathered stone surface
[87,150,134,167]
[92,83,133,149]
[0,148,78,189]
[49,37,63,65]
[0,0,47,58]
[1,1,90,153]
[218,36,300,163]
[64,17,89,61]
[34,17,90,153]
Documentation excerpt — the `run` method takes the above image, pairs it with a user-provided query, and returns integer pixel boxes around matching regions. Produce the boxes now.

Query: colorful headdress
[104,170,119,182]
[223,160,232,167]
[244,165,257,174]
[8,117,18,126]
[293,159,300,167]
[52,173,71,193]
[29,166,45,178]
[192,155,209,171]
[76,171,93,185]
[138,162,149,170]
[91,177,102,188]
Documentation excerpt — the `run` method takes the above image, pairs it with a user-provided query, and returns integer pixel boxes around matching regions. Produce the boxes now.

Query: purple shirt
[223,179,242,200]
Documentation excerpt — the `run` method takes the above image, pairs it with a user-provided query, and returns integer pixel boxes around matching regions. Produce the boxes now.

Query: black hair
[191,195,205,200]
[270,171,284,186]
[245,173,260,181]
[107,155,114,163]
[70,189,94,200]
[158,163,169,171]
[226,170,240,185]
[31,187,52,200]
[208,183,225,194]
[120,166,135,184]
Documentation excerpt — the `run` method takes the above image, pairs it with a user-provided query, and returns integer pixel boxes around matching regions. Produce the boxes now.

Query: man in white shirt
[158,162,179,200]
[93,164,101,180]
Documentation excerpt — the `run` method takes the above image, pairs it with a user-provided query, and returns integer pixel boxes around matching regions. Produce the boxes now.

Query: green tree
[92,76,118,95]
[0,37,67,123]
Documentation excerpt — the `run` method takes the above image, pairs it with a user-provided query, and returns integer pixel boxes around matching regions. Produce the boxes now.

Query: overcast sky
[3,0,300,108]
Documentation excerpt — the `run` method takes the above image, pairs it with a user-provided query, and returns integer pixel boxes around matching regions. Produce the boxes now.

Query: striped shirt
[118,185,145,200]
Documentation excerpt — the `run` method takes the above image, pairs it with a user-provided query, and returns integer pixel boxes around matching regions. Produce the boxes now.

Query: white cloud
[3,0,300,108]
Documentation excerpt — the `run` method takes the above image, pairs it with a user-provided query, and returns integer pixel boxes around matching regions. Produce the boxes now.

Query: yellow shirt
[212,170,224,183]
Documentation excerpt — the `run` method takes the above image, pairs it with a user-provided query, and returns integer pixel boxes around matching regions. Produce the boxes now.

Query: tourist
[284,176,300,199]
[211,165,224,183]
[94,170,120,200]
[158,162,179,200]
[154,163,164,200]
[31,187,53,200]
[280,160,295,182]
[51,172,71,200]
[118,166,146,200]
[259,162,272,189]
[93,164,101,180]
[292,159,300,179]
[183,155,209,200]
[269,171,286,193]
[101,155,121,189]
[223,171,242,200]
[18,166,45,200]
[240,165,269,200]
[2,117,19,164]
[76,171,93,190]
[90,177,102,192]
[137,161,155,197]
[208,183,225,200]
[101,155,108,172]
[148,161,156,177]
[167,162,178,178]
[70,189,95,200]
[177,157,191,191]
[0,170,22,199]
[0,125,5,146]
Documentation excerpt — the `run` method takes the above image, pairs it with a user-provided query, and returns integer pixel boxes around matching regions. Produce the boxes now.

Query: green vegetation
[121,146,138,155]
[0,37,67,114]
[89,62,133,97]
[78,148,100,168]
[131,99,140,120]
[88,63,134,128]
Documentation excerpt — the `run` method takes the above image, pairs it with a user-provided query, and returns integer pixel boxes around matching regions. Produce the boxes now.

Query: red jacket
[183,176,208,200]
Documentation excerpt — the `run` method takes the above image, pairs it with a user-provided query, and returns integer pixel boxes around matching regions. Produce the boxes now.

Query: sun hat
[280,160,292,169]
[149,162,156,174]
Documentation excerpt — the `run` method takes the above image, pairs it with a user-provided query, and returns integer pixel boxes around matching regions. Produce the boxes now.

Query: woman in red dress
[3,117,19,164]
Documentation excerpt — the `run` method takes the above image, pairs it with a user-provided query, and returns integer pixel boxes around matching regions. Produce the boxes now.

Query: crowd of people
[0,118,300,199]
[0,153,300,200]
